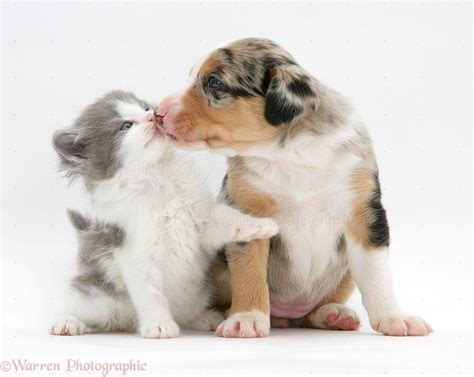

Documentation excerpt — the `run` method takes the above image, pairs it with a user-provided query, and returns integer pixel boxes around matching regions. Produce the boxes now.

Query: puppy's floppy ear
[263,64,319,127]
[52,129,86,172]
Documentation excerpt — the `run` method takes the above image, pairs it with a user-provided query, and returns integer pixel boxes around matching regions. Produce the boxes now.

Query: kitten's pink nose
[146,113,156,123]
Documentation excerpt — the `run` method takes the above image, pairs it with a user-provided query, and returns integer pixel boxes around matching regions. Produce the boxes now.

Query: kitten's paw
[215,310,270,338]
[233,218,279,242]
[50,316,86,336]
[372,313,433,336]
[140,321,180,339]
[189,310,225,331]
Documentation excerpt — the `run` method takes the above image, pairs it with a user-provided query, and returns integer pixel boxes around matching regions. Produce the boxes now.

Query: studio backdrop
[1,1,472,375]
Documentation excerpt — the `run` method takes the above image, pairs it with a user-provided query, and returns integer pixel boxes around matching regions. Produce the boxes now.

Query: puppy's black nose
[156,115,164,126]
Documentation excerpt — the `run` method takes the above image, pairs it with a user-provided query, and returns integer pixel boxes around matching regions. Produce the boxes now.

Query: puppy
[50,90,278,338]
[155,38,433,338]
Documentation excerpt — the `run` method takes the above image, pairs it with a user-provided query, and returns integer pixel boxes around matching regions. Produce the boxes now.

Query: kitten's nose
[146,113,156,123]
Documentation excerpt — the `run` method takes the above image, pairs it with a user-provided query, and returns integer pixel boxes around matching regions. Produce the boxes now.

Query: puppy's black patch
[265,91,303,126]
[221,173,228,189]
[220,174,237,208]
[367,173,390,247]
[288,78,314,98]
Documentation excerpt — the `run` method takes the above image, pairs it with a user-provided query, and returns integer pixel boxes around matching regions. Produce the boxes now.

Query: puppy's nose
[156,115,164,126]
[155,105,167,117]
[154,106,167,126]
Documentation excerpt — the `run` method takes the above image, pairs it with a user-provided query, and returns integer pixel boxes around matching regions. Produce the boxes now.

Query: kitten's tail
[66,209,91,231]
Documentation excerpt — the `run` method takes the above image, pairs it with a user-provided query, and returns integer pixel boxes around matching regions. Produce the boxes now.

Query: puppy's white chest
[277,193,348,278]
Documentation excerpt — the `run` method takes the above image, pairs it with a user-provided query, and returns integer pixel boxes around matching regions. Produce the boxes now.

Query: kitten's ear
[52,129,86,171]
[67,209,91,231]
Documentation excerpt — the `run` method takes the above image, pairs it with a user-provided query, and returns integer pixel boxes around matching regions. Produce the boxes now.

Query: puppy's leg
[346,239,432,336]
[201,204,278,252]
[303,271,360,331]
[215,239,271,338]
[213,170,278,338]
[345,169,432,336]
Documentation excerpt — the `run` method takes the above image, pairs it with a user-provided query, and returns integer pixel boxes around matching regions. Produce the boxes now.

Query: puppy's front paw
[215,310,270,338]
[50,315,86,336]
[140,321,180,339]
[233,218,278,242]
[373,314,433,336]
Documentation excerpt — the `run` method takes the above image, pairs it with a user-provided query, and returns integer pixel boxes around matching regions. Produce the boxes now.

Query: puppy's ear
[52,129,86,172]
[263,64,319,127]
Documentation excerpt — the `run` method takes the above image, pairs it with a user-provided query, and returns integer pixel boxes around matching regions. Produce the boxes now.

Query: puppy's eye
[120,121,133,131]
[206,76,222,89]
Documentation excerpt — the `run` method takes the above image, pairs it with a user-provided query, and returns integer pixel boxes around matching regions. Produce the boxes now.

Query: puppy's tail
[66,209,91,232]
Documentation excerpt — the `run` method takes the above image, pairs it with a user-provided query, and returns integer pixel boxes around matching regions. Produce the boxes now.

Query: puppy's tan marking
[198,55,220,77]
[178,90,278,151]
[219,168,279,315]
[226,168,278,217]
[226,239,270,315]
[347,168,389,251]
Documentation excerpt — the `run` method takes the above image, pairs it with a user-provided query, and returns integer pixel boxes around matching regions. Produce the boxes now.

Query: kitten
[50,91,278,338]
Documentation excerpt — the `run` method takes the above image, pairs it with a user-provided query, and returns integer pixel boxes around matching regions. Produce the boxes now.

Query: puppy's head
[156,38,319,154]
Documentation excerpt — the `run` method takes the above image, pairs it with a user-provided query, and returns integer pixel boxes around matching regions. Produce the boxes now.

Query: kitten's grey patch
[68,210,126,298]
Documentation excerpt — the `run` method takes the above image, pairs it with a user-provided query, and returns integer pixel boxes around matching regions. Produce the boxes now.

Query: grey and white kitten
[50,91,278,338]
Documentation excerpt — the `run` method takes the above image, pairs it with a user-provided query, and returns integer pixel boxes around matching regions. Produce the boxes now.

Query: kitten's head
[53,90,168,183]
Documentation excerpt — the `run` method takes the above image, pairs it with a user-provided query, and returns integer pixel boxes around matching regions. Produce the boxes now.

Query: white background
[1,1,472,375]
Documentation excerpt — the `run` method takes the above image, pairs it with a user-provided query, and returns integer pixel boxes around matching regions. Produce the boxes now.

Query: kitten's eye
[206,76,222,89]
[120,121,133,131]
[145,107,150,111]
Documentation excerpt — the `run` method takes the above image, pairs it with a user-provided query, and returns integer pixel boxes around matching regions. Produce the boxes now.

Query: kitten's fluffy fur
[50,91,278,338]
